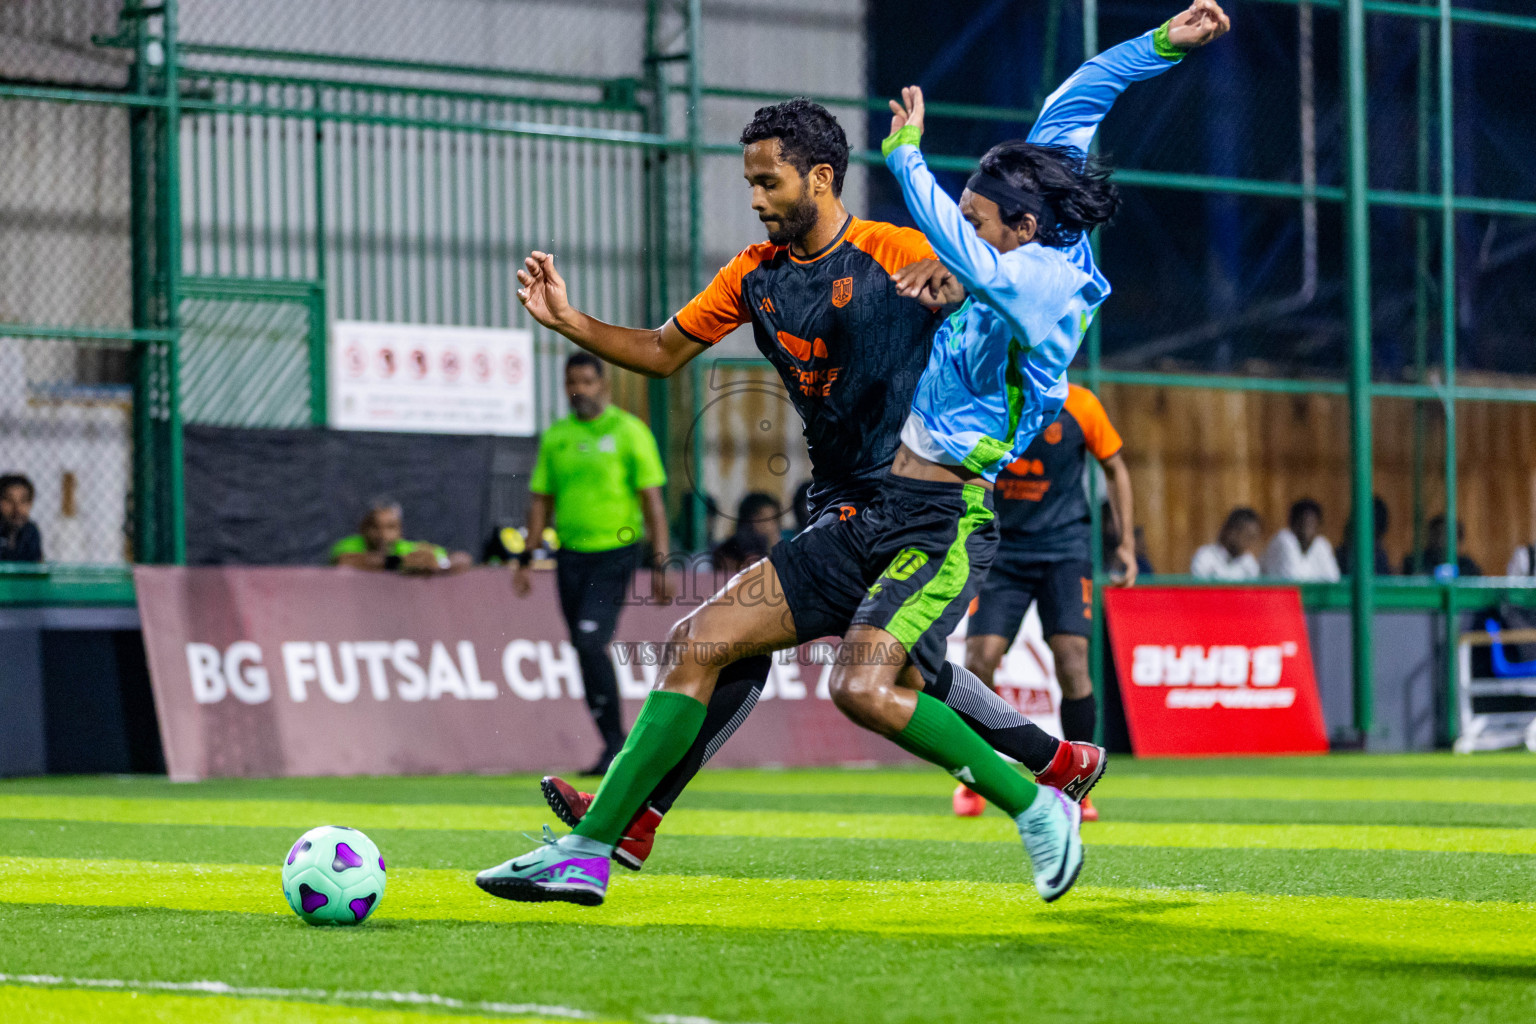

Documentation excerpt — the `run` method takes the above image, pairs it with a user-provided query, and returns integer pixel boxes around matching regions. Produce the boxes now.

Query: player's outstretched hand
[892,258,964,306]
[1166,0,1230,50]
[887,85,925,139]
[516,251,573,331]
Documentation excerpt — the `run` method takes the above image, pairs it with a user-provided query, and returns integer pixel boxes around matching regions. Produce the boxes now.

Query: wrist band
[383,554,402,571]
[881,124,922,159]
[1153,20,1186,61]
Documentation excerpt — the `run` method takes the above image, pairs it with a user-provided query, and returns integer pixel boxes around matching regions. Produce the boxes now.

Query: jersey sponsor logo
[998,478,1050,502]
[776,330,829,361]
[1081,578,1093,619]
[1005,457,1045,477]
[1043,422,1063,444]
[775,331,840,397]
[832,276,853,308]
[1130,642,1301,710]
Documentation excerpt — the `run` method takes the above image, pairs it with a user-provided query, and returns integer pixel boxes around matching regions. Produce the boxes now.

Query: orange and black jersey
[995,384,1122,562]
[672,216,941,515]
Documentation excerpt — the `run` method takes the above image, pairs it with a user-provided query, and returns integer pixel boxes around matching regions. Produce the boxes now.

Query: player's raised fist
[1166,0,1230,50]
[516,251,572,331]
[887,85,926,139]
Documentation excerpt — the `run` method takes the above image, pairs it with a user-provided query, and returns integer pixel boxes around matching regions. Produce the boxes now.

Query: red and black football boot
[541,775,661,871]
[1034,741,1107,804]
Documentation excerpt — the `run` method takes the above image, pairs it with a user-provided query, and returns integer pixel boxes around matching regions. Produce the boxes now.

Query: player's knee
[827,666,878,718]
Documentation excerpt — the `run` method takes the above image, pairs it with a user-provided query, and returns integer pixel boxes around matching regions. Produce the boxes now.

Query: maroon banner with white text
[1104,586,1328,757]
[135,566,928,780]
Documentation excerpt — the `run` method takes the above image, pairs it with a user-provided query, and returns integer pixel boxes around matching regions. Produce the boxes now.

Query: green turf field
[3,755,1535,1023]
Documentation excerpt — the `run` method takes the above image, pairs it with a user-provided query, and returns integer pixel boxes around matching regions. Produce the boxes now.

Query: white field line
[0,973,776,1024]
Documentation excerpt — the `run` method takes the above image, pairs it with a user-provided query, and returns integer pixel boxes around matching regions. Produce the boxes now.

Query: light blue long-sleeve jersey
[886,28,1181,480]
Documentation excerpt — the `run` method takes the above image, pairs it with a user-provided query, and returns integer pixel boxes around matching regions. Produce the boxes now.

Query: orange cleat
[1080,795,1099,822]
[541,775,662,871]
[952,783,986,817]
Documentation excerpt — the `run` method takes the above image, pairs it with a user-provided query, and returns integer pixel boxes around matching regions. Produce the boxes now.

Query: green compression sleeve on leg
[573,690,707,845]
[892,691,1038,817]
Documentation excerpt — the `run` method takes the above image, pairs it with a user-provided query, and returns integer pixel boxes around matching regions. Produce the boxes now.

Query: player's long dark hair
[978,140,1119,248]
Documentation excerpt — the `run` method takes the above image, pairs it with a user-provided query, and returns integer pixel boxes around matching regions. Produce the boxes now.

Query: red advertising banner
[1103,587,1328,757]
[134,566,926,781]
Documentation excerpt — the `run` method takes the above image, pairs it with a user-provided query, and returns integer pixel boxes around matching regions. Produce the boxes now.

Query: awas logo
[1131,642,1301,710]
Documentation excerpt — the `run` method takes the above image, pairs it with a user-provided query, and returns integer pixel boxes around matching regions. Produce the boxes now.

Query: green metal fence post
[1081,0,1107,743]
[686,0,707,551]
[311,106,330,427]
[1439,0,1460,743]
[164,0,187,563]
[643,0,672,523]
[1343,0,1375,739]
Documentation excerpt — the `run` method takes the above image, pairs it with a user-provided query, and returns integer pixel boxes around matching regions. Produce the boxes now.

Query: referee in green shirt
[514,352,672,774]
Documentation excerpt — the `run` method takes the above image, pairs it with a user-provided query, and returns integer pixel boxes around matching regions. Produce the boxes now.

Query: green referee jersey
[531,403,666,553]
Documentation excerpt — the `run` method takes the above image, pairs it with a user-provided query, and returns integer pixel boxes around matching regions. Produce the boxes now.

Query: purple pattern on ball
[286,838,312,866]
[349,892,378,922]
[379,856,386,872]
[332,842,364,872]
[299,883,328,914]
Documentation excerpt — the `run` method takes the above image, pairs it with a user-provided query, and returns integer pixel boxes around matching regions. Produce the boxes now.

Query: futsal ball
[281,825,387,926]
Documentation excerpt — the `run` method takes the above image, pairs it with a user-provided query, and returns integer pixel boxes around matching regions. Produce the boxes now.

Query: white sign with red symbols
[329,321,534,436]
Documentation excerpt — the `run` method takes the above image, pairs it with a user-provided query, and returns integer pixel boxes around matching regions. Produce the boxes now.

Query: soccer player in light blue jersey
[475,2,1229,910]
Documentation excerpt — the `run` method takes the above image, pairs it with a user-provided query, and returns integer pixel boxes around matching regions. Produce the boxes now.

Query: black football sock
[1059,694,1098,745]
[925,661,1061,774]
[646,654,771,814]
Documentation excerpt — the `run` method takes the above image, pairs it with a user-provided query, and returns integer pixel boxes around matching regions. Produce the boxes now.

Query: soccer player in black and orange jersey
[960,383,1138,821]
[504,99,1092,875]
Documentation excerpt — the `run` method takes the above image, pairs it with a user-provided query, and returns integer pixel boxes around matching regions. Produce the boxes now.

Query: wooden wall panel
[1098,383,1536,577]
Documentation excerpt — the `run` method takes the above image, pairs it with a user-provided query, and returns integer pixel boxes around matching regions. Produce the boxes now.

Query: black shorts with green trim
[849,476,998,683]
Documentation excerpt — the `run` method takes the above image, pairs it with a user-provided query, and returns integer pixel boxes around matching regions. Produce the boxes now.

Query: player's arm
[517,251,700,379]
[639,486,675,603]
[1028,1,1230,154]
[1101,452,1138,587]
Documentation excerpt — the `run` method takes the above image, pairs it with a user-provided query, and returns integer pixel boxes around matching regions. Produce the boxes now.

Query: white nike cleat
[1016,785,1084,902]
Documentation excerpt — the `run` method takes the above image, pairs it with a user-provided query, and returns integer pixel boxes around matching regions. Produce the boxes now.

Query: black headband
[965,171,1054,232]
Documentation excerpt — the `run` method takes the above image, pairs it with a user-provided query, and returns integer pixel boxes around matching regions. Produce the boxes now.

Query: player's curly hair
[740,99,849,196]
[978,140,1120,248]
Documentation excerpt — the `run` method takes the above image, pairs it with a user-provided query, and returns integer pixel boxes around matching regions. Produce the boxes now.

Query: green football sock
[572,690,707,846]
[892,692,1038,817]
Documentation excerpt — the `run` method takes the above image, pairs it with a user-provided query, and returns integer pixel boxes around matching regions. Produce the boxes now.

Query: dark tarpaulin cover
[184,425,536,566]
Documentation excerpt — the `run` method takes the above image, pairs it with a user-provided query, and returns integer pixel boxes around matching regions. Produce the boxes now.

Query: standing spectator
[1337,495,1393,576]
[1262,498,1340,581]
[712,492,783,574]
[512,352,672,775]
[1403,514,1481,577]
[330,498,470,573]
[0,474,42,563]
[1191,507,1263,580]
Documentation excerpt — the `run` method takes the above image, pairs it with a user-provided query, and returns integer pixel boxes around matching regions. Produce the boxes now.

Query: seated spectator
[330,498,469,574]
[1507,538,1536,578]
[1337,494,1394,576]
[1191,507,1262,580]
[1403,514,1481,577]
[713,492,783,575]
[1262,498,1340,581]
[0,474,42,563]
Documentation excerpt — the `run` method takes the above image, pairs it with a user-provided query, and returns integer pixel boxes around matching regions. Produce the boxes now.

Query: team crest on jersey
[1044,422,1063,444]
[832,276,853,308]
